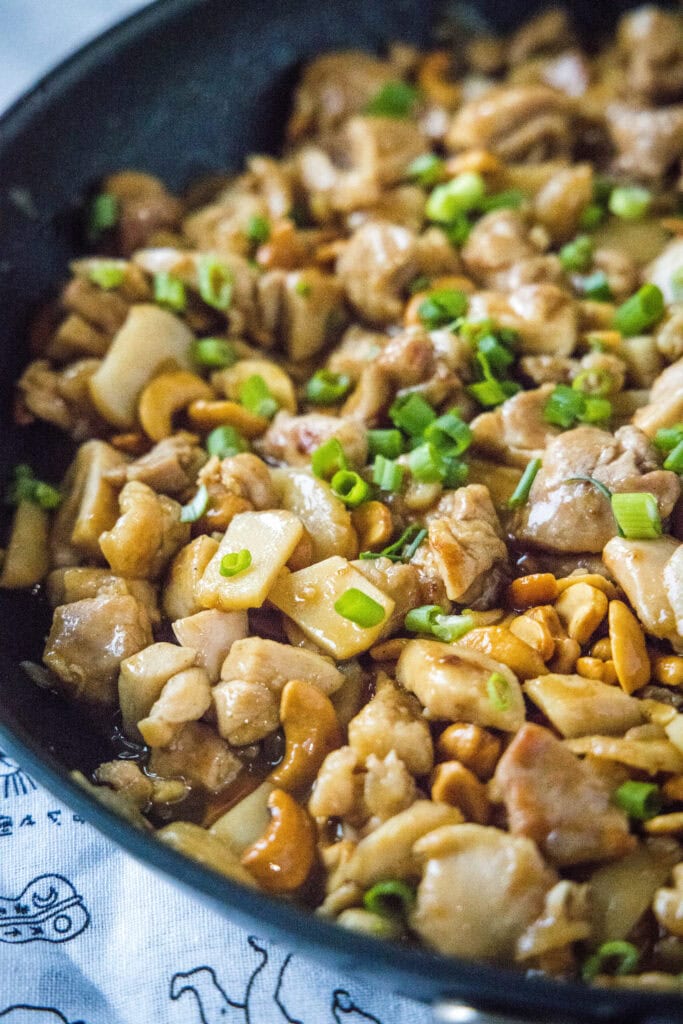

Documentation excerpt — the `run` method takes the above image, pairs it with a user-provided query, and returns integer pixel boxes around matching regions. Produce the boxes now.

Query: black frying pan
[0,2,680,1021]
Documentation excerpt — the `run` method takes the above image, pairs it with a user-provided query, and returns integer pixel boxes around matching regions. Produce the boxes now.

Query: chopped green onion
[476,334,515,376]
[408,442,446,483]
[579,203,605,230]
[654,425,683,452]
[405,604,475,642]
[426,172,486,225]
[507,458,541,509]
[559,235,593,273]
[572,368,615,397]
[615,780,662,821]
[197,255,234,311]
[306,370,351,405]
[478,188,524,212]
[372,455,405,493]
[424,412,472,456]
[246,214,270,245]
[409,274,432,295]
[611,492,662,539]
[363,80,419,118]
[418,288,468,329]
[582,397,612,424]
[468,378,519,408]
[239,374,278,419]
[220,549,252,577]
[664,439,683,473]
[613,283,665,336]
[389,393,436,436]
[544,385,611,429]
[363,879,416,920]
[331,469,370,508]
[334,588,386,628]
[154,271,187,312]
[406,153,445,187]
[180,483,210,523]
[368,429,404,459]
[580,270,613,302]
[582,941,639,982]
[294,280,312,297]
[565,475,613,503]
[442,457,468,488]
[6,464,62,510]
[487,671,511,712]
[88,261,126,290]
[444,213,472,246]
[609,185,652,221]
[311,438,347,480]
[360,524,426,563]
[206,424,249,458]
[191,336,237,369]
[87,192,119,240]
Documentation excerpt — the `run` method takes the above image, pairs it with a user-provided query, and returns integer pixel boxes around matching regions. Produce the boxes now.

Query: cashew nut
[430,760,490,824]
[350,501,393,553]
[240,788,316,892]
[458,625,548,680]
[138,369,212,441]
[186,398,268,437]
[214,359,297,414]
[435,723,501,781]
[270,679,343,793]
[609,599,651,695]
[554,582,609,645]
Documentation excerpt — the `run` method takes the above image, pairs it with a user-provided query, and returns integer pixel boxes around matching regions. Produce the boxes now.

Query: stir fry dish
[6,2,683,990]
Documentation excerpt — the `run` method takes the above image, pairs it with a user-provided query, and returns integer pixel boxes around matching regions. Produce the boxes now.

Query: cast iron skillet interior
[0,1,680,1020]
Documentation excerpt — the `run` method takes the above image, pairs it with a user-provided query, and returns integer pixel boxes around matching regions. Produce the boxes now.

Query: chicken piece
[118,641,198,740]
[654,864,683,939]
[533,164,593,244]
[43,593,152,708]
[494,723,635,866]
[471,384,560,468]
[105,170,182,256]
[446,85,572,162]
[606,102,683,180]
[353,558,422,637]
[347,677,434,776]
[258,266,346,362]
[347,184,426,233]
[515,880,591,962]
[513,426,681,553]
[213,678,280,746]
[196,452,275,531]
[591,248,639,305]
[61,276,130,337]
[524,674,643,739]
[50,439,126,565]
[633,356,683,436]
[94,760,154,809]
[336,221,419,325]
[466,285,578,357]
[363,751,417,824]
[138,667,212,748]
[518,355,576,386]
[423,485,509,604]
[105,432,207,496]
[656,305,683,363]
[411,823,556,961]
[148,721,242,793]
[309,745,363,820]
[183,191,271,257]
[287,51,396,140]
[461,210,541,289]
[603,536,682,651]
[617,7,683,106]
[326,325,389,382]
[257,411,368,468]
[664,546,683,639]
[172,609,248,683]
[396,639,525,732]
[16,357,102,440]
[541,49,592,99]
[162,535,219,621]
[271,467,357,563]
[221,637,344,696]
[47,568,160,626]
[509,9,574,65]
[99,481,190,580]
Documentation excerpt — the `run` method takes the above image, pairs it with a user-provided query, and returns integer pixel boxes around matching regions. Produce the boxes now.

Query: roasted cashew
[240,788,316,892]
[269,679,343,793]
[138,369,212,441]
[214,359,297,414]
[186,398,269,437]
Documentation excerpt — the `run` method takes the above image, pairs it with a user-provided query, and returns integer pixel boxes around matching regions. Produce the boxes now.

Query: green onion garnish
[543,385,611,429]
[608,186,652,221]
[418,288,468,329]
[363,81,419,118]
[507,458,541,510]
[572,368,615,397]
[206,424,249,458]
[239,374,278,419]
[406,153,445,187]
[565,475,613,503]
[424,412,472,456]
[363,880,416,920]
[580,270,613,302]
[6,464,61,510]
[467,378,519,408]
[306,369,352,405]
[154,271,187,312]
[405,604,475,642]
[367,429,404,460]
[478,188,524,212]
[579,202,605,230]
[408,442,446,483]
[246,214,271,245]
[359,524,426,563]
[389,393,436,436]
[331,469,370,508]
[444,213,472,246]
[426,172,486,225]
[191,337,237,369]
[334,588,386,628]
[197,255,234,311]
[614,779,662,821]
[487,671,511,712]
[88,261,126,290]
[219,549,252,578]
[180,483,210,523]
[477,335,515,377]
[311,437,347,481]
[87,192,119,240]
[582,941,639,982]
[654,425,683,452]
[611,492,662,539]
[372,455,405,493]
[409,274,432,295]
[664,440,683,474]
[613,283,665,336]
[294,280,312,297]
[559,235,593,273]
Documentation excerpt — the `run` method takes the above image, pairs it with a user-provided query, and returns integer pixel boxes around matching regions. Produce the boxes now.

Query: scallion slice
[417,288,468,329]
[359,524,426,563]
[311,438,347,480]
[654,425,683,452]
[507,458,541,509]
[363,81,419,118]
[88,261,126,290]
[154,271,187,312]
[239,374,278,419]
[611,492,662,539]
[424,412,472,457]
[334,588,386,628]
[180,483,210,523]
[198,255,234,311]
[363,880,416,920]
[405,604,475,642]
[367,429,404,460]
[6,464,61,510]
[372,455,405,493]
[580,270,613,302]
[582,941,639,982]
[219,549,252,577]
[579,202,605,230]
[406,153,445,187]
[467,378,518,408]
[389,393,436,436]
[425,172,486,225]
[191,336,237,369]
[206,425,249,458]
[613,283,665,336]
[408,442,445,483]
[614,779,662,821]
[664,439,683,474]
[246,214,271,245]
[478,188,524,212]
[87,192,119,240]
[306,370,352,405]
[559,234,593,272]
[608,185,652,221]
[487,671,511,712]
[330,469,370,508]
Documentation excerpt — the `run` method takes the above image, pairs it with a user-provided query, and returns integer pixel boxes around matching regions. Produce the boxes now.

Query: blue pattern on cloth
[0,4,432,1020]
